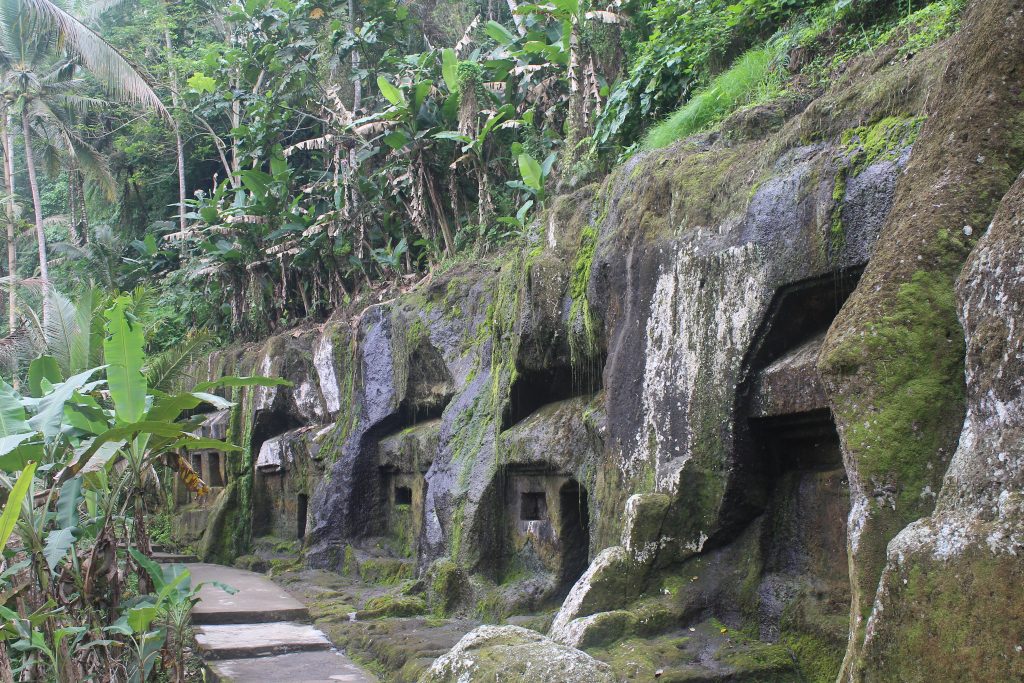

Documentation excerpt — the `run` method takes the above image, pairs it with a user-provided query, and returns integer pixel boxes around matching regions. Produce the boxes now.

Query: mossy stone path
[185,563,375,682]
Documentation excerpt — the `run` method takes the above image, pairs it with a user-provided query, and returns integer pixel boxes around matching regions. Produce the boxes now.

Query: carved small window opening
[394,486,413,505]
[520,492,547,521]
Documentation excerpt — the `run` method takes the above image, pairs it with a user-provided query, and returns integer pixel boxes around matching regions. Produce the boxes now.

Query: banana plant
[0,293,286,680]
[435,103,518,226]
[370,67,458,255]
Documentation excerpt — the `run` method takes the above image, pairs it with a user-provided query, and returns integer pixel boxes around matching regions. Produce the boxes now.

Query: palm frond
[65,131,116,199]
[0,324,34,370]
[22,0,170,119]
[144,329,214,393]
[54,93,110,114]
[42,286,87,375]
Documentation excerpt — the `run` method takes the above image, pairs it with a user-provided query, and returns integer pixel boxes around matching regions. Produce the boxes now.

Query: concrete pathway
[185,563,375,682]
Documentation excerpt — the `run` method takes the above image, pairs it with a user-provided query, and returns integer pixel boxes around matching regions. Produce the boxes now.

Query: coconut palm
[0,0,168,305]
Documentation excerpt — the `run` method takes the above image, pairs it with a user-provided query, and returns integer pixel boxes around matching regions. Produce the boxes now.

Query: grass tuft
[642,48,779,150]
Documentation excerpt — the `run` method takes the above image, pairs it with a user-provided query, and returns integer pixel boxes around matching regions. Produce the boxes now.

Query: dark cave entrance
[520,492,548,521]
[751,409,844,475]
[502,364,603,430]
[558,480,590,590]
[724,268,862,530]
[297,493,308,540]
[250,409,302,539]
[498,468,592,599]
[251,410,301,458]
[207,452,224,487]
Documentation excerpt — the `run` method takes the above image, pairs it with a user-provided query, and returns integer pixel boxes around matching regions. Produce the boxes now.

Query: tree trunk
[2,120,17,335]
[174,129,186,234]
[163,24,188,238]
[0,641,13,683]
[348,0,361,113]
[76,170,89,243]
[21,112,48,302]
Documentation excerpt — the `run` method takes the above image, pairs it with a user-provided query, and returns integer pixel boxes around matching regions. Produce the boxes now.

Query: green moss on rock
[357,594,428,619]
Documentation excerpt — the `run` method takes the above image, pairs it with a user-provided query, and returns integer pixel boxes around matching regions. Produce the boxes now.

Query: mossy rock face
[233,554,269,573]
[863,545,1024,682]
[720,96,811,143]
[426,558,470,617]
[620,494,671,565]
[555,610,638,649]
[550,546,644,641]
[855,118,1024,680]
[818,0,1024,671]
[421,625,616,683]
[198,480,243,563]
[358,557,415,586]
[584,622,801,682]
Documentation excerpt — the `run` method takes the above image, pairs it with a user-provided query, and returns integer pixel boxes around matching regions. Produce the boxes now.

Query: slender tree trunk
[2,121,17,335]
[348,0,361,113]
[348,0,361,246]
[68,171,77,242]
[68,168,87,245]
[21,112,48,302]
[0,641,13,683]
[77,170,89,243]
[174,130,186,229]
[230,71,242,188]
[163,24,188,237]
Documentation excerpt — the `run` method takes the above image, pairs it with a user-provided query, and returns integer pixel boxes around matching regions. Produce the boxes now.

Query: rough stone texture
[855,171,1024,680]
[195,622,332,659]
[189,562,311,625]
[817,0,1024,675]
[419,625,616,683]
[169,3,1024,679]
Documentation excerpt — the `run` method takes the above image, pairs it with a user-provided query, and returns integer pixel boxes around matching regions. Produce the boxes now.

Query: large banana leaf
[27,355,62,397]
[103,296,146,424]
[0,462,36,550]
[58,420,196,482]
[0,379,30,437]
[27,366,102,440]
[146,390,233,424]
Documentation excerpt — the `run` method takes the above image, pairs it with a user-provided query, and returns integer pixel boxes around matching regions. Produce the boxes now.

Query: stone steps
[204,650,372,683]
[195,622,332,660]
[186,563,375,682]
[153,551,199,563]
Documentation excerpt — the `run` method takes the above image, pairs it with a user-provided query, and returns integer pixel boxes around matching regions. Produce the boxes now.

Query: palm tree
[0,0,169,304]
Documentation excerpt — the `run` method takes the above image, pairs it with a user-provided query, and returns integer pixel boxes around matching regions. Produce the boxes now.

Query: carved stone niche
[380,467,426,556]
[499,467,590,594]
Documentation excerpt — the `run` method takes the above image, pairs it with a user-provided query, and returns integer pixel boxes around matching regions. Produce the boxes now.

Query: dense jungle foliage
[0,0,965,346]
[0,0,966,677]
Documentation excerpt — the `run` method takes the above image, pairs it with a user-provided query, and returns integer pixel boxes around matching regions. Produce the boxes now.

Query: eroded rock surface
[172,1,1024,680]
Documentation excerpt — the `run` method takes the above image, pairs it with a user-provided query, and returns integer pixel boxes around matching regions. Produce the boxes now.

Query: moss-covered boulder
[420,625,616,683]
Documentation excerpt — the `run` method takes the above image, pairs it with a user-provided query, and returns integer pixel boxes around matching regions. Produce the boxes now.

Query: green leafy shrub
[595,0,827,149]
